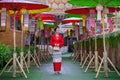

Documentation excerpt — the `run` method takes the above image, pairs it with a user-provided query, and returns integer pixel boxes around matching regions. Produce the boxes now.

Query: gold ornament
[48,0,54,3]
[62,0,67,3]
[58,3,64,10]
[54,0,61,4]
[51,3,58,10]
[65,3,72,9]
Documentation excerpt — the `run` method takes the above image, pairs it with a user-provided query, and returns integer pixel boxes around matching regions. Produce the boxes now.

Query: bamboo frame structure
[0,11,27,78]
[84,22,102,72]
[95,11,120,78]
[81,39,90,68]
[24,32,39,68]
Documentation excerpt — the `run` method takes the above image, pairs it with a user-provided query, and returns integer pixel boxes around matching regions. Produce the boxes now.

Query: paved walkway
[38,58,120,80]
[0,58,120,80]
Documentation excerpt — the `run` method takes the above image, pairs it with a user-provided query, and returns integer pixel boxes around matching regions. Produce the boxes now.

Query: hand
[56,44,59,46]
[55,44,59,47]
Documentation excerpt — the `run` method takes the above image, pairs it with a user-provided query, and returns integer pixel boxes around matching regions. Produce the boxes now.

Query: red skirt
[53,62,61,71]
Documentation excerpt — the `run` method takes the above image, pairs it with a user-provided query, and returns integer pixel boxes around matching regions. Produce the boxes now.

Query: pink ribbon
[108,18,114,32]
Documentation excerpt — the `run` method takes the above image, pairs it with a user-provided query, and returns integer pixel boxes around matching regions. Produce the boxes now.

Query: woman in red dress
[50,27,64,74]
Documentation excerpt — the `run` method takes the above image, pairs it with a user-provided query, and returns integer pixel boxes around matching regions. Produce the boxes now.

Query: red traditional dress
[50,33,64,73]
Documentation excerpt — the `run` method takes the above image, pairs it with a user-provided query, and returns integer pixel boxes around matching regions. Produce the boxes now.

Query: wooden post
[102,13,109,77]
[94,23,99,72]
[89,37,92,60]
[13,12,17,77]
[20,31,24,69]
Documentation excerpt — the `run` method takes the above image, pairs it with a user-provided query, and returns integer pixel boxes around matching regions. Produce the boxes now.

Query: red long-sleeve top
[50,33,64,48]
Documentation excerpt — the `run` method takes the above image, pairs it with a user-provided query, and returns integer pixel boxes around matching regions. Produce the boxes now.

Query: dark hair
[54,26,59,32]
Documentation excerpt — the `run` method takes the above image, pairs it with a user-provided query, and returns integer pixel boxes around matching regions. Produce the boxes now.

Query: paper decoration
[21,14,24,24]
[29,18,35,32]
[90,27,95,37]
[86,17,89,29]
[75,26,79,40]
[96,21,100,34]
[38,18,44,30]
[108,18,114,32]
[89,18,96,28]
[104,14,108,23]
[96,4,103,21]
[24,12,29,29]
[1,8,6,27]
[89,9,95,28]
[41,20,44,30]
[68,29,71,36]
[44,27,49,38]
[79,22,83,35]
[38,18,41,27]
[82,14,87,27]
[84,29,88,39]
[90,9,95,18]
[66,29,70,36]
[100,23,103,34]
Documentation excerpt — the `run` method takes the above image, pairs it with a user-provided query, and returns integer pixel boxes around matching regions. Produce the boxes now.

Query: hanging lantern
[44,27,49,38]
[21,14,24,24]
[89,18,96,28]
[114,10,118,30]
[89,9,95,28]
[38,18,44,30]
[82,14,87,36]
[38,18,41,27]
[68,29,71,36]
[66,29,68,36]
[66,29,70,36]
[24,11,29,30]
[1,8,6,27]
[86,17,89,29]
[21,8,27,14]
[103,7,109,14]
[89,9,95,18]
[96,21,100,34]
[100,23,103,34]
[75,25,79,40]
[82,14,87,27]
[21,8,27,24]
[103,7,109,23]
[103,7,109,33]
[108,18,114,32]
[90,26,95,37]
[96,4,103,21]
[79,21,83,35]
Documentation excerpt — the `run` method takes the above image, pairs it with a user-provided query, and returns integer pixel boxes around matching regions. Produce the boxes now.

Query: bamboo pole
[13,12,17,77]
[94,22,99,72]
[102,12,109,77]
[95,10,120,78]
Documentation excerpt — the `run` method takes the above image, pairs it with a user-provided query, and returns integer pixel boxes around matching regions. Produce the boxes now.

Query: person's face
[56,28,60,34]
